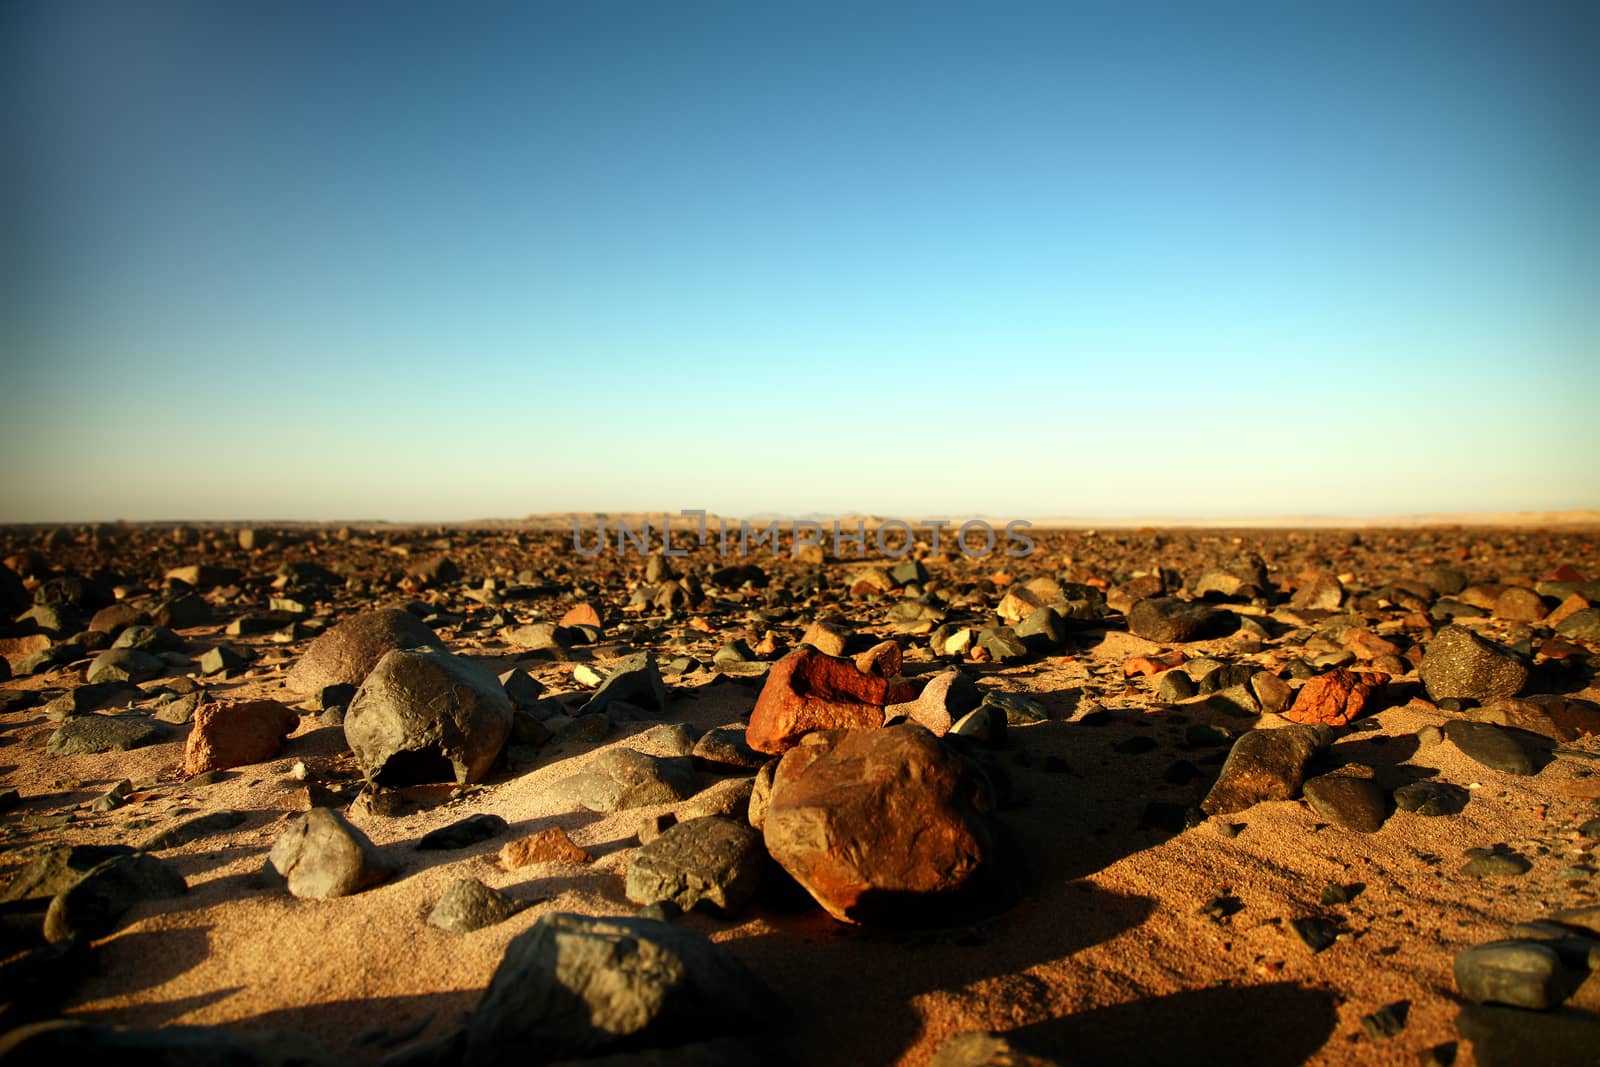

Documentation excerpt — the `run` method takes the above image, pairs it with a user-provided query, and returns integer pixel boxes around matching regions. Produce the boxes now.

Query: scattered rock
[1419,625,1530,702]
[1456,1003,1600,1067]
[625,816,765,915]
[500,827,592,869]
[345,647,514,785]
[268,807,392,899]
[1461,845,1533,878]
[46,715,167,756]
[428,877,527,933]
[1302,773,1387,832]
[1468,697,1600,744]
[183,699,300,777]
[1454,940,1584,1010]
[417,813,508,851]
[1443,720,1548,776]
[1393,780,1470,816]
[84,647,166,685]
[1200,725,1325,815]
[1127,597,1226,643]
[582,652,668,717]
[0,844,136,905]
[1283,668,1389,727]
[140,810,248,851]
[548,748,698,812]
[746,646,919,755]
[43,852,187,942]
[884,670,982,735]
[287,607,444,695]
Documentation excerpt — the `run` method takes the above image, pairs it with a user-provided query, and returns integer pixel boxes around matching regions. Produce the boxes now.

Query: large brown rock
[1283,668,1390,727]
[746,646,919,755]
[1469,697,1600,744]
[182,699,300,777]
[762,723,993,923]
[1200,725,1326,815]
[286,607,444,695]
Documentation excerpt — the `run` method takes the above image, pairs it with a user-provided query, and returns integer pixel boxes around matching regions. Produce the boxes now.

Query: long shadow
[79,925,215,999]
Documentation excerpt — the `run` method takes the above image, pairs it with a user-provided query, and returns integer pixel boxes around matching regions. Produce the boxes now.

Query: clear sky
[4,1,1596,522]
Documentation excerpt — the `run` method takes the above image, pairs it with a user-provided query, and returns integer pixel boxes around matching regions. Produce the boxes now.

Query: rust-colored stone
[499,827,593,869]
[852,640,903,679]
[182,699,300,777]
[1122,651,1186,678]
[746,647,920,755]
[1283,668,1390,727]
[762,724,993,923]
[559,601,603,629]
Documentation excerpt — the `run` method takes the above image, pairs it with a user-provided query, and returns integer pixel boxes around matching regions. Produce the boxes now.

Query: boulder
[344,647,514,785]
[746,646,919,755]
[183,700,300,777]
[286,607,444,695]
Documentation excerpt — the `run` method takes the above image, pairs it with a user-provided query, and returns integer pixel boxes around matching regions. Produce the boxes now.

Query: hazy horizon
[6,1,1597,523]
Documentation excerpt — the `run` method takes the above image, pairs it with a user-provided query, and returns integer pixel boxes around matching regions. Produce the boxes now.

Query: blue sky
[4,1,1596,522]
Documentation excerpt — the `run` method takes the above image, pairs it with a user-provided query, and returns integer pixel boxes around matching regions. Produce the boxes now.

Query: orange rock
[1122,651,1186,678]
[182,699,300,777]
[499,827,593,869]
[746,647,920,755]
[1546,564,1586,582]
[853,640,903,679]
[1283,668,1390,727]
[559,601,603,629]
[753,631,784,657]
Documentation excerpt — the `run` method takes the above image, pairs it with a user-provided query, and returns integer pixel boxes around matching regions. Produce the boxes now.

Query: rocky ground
[1,520,1599,1066]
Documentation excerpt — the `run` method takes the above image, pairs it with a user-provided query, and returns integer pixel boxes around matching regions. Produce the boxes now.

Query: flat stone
[0,844,136,905]
[548,748,698,813]
[884,670,982,736]
[625,816,765,915]
[140,810,247,851]
[1302,773,1387,832]
[745,646,919,755]
[1393,780,1470,816]
[500,827,593,869]
[84,647,166,685]
[1469,697,1600,744]
[417,813,508,851]
[1127,597,1226,643]
[1461,845,1533,878]
[581,652,668,717]
[1444,719,1547,776]
[1284,668,1389,727]
[43,852,186,942]
[46,715,167,756]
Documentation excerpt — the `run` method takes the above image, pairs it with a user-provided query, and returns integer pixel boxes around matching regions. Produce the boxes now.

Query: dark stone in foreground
[0,1019,330,1067]
[1302,774,1387,832]
[1456,1003,1600,1067]
[344,647,514,785]
[1420,625,1529,702]
[1443,720,1547,776]
[625,816,765,915]
[43,853,187,943]
[427,877,527,933]
[46,715,167,756]
[1200,726,1325,815]
[268,807,392,899]
[418,813,508,851]
[1454,940,1585,1010]
[1394,780,1470,816]
[0,844,135,905]
[464,913,777,1065]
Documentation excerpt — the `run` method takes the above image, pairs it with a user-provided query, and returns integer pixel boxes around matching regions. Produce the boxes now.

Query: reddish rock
[753,631,784,657]
[746,647,920,755]
[1342,628,1401,661]
[1494,586,1548,623]
[1546,564,1586,582]
[1122,651,1186,678]
[853,640,903,679]
[183,699,300,777]
[762,723,993,923]
[559,601,603,630]
[1284,669,1390,727]
[499,827,593,869]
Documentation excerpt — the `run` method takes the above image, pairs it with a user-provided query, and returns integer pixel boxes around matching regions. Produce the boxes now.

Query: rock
[428,877,527,933]
[1469,697,1600,743]
[112,624,183,653]
[1127,597,1226,643]
[975,627,1029,663]
[183,699,300,777]
[691,727,765,771]
[1250,671,1293,714]
[345,647,514,785]
[1302,773,1387,832]
[1443,720,1548,776]
[853,639,903,679]
[0,1020,328,1066]
[1200,725,1325,815]
[1283,668,1389,727]
[950,703,1008,746]
[982,691,1052,725]
[745,646,919,755]
[1456,1003,1600,1067]
[625,816,765,915]
[286,607,444,695]
[1419,625,1530,702]
[747,761,777,832]
[499,668,546,710]
[140,810,248,851]
[884,670,982,735]
[1455,940,1584,1010]
[1290,572,1345,611]
[763,723,993,923]
[43,680,141,718]
[930,1030,1067,1067]
[0,844,136,905]
[198,645,252,676]
[801,618,851,657]
[84,647,165,685]
[1494,586,1549,622]
[1461,845,1532,877]
[500,827,592,869]
[43,853,186,942]
[1393,780,1470,816]
[1556,608,1600,641]
[581,652,669,717]
[268,807,392,899]
[464,913,776,1064]
[548,748,698,812]
[418,813,507,851]
[1159,671,1198,701]
[46,715,167,756]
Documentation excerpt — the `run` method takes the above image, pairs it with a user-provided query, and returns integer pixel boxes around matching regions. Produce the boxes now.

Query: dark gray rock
[581,652,668,716]
[1393,780,1470,816]
[691,727,765,771]
[0,844,135,905]
[0,1019,330,1067]
[976,627,1029,663]
[1015,607,1066,650]
[1455,940,1585,1010]
[44,680,142,718]
[1461,845,1532,878]
[1456,1003,1600,1067]
[345,648,514,785]
[268,807,392,899]
[1302,773,1387,832]
[1128,597,1227,643]
[1200,725,1325,815]
[84,647,165,685]
[417,813,507,851]
[464,913,776,1065]
[43,852,187,942]
[46,715,167,756]
[427,877,527,933]
[199,645,252,675]
[624,816,764,915]
[981,691,1051,725]
[111,625,184,653]
[1159,671,1198,701]
[1443,720,1547,776]
[1419,625,1529,702]
[548,749,698,813]
[1556,608,1600,641]
[287,607,444,695]
[140,810,247,851]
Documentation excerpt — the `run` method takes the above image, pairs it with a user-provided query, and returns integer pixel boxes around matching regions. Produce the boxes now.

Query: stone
[84,647,165,685]
[268,807,392,899]
[1494,586,1549,622]
[43,680,141,718]
[500,827,593,869]
[763,723,993,924]
[884,670,983,736]
[111,624,183,653]
[677,776,755,821]
[625,816,765,915]
[1556,608,1600,641]
[691,727,765,771]
[853,639,903,679]
[982,691,1052,725]
[1301,773,1387,832]
[499,668,546,710]
[1456,1003,1600,1067]
[1394,780,1470,816]
[46,715,167,756]
[43,852,186,942]
[286,607,444,695]
[1283,668,1389,727]
[975,627,1029,663]
[800,617,851,657]
[1469,697,1600,743]
[548,748,698,812]
[199,645,251,675]
[417,813,508,851]
[1454,940,1584,1010]
[182,699,300,777]
[559,601,603,630]
[428,877,527,933]
[1200,725,1325,815]
[1290,572,1345,611]
[1419,625,1529,702]
[1126,597,1226,643]
[745,646,919,755]
[1159,671,1197,701]
[465,913,776,1064]
[931,1030,1067,1067]
[344,647,514,785]
[1443,720,1547,776]
[582,652,668,716]
[140,810,247,851]
[1461,845,1532,877]
[0,844,135,905]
